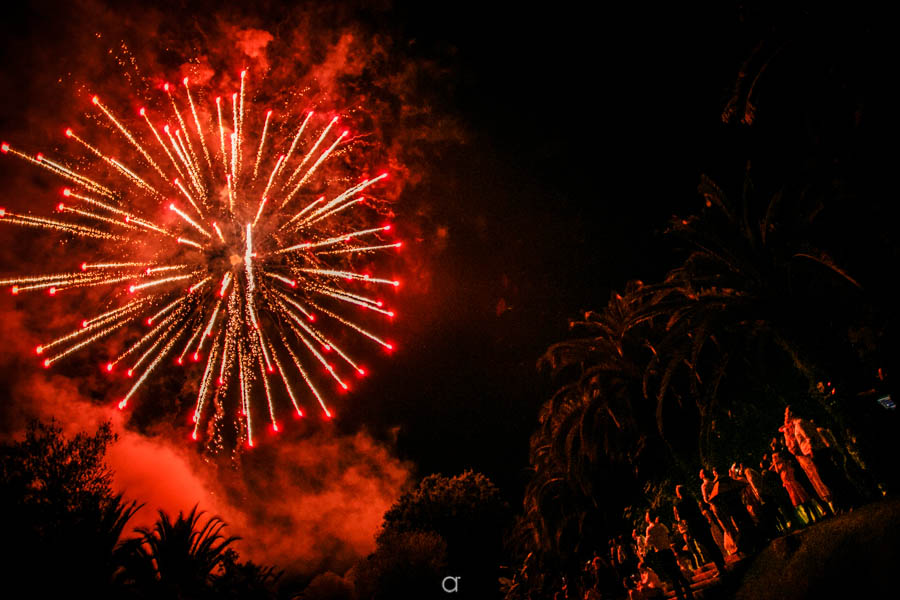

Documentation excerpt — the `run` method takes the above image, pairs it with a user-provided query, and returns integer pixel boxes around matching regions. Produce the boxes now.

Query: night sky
[1,0,893,575]
[334,1,769,497]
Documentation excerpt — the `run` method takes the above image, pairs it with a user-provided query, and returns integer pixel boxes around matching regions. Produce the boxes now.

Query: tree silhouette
[376,471,510,598]
[0,419,141,597]
[517,283,674,596]
[632,170,877,462]
[127,505,239,598]
[352,530,448,600]
[210,548,281,600]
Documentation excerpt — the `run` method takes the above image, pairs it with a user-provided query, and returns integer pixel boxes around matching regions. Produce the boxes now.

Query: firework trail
[1,69,400,448]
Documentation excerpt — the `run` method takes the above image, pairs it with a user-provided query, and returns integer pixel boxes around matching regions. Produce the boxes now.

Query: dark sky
[345,2,753,497]
[1,0,889,512]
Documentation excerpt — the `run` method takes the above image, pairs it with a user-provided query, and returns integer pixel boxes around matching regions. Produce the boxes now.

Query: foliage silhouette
[0,419,141,597]
[376,471,510,598]
[352,530,447,600]
[127,504,240,598]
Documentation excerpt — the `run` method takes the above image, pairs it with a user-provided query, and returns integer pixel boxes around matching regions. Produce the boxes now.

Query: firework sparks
[1,68,400,448]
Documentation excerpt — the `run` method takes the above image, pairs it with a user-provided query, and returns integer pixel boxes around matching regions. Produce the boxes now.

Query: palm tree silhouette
[522,282,671,576]
[631,170,865,460]
[129,505,239,598]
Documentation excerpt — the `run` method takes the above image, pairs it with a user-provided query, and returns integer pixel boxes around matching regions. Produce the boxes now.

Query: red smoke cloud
[221,430,411,573]
[232,27,275,72]
[0,292,411,573]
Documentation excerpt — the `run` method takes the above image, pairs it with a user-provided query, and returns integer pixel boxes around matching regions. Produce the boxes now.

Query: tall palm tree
[631,171,868,462]
[520,282,673,584]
